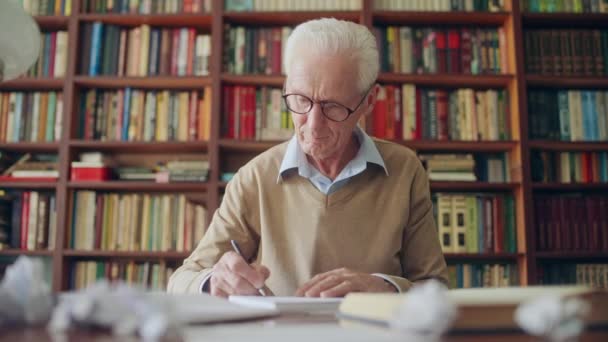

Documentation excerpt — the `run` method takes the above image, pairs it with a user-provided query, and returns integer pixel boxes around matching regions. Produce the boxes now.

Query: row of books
[420,153,511,182]
[80,23,211,77]
[375,0,505,11]
[372,85,510,141]
[376,27,507,75]
[539,263,608,290]
[70,260,174,291]
[70,192,207,252]
[20,0,71,15]
[80,0,212,13]
[524,29,608,76]
[446,263,518,289]
[224,26,290,76]
[225,0,361,11]
[434,193,517,254]
[528,89,608,141]
[25,31,68,78]
[531,151,608,183]
[534,195,608,252]
[0,92,63,143]
[222,86,294,141]
[524,0,608,13]
[78,87,211,141]
[0,191,57,251]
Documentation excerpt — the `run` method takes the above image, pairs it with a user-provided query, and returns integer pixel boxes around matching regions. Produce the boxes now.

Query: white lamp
[0,0,41,81]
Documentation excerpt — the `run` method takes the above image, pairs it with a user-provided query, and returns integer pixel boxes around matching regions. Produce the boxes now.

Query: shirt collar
[277,126,388,183]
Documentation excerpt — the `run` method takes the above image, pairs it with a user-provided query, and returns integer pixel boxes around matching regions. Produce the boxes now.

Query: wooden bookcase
[0,0,606,291]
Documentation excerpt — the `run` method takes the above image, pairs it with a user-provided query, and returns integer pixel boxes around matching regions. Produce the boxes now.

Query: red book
[493,196,504,253]
[186,29,196,75]
[49,32,57,77]
[414,88,422,139]
[460,29,471,74]
[448,29,462,74]
[224,86,235,138]
[249,86,256,140]
[20,192,30,250]
[171,29,180,76]
[558,196,570,250]
[239,86,247,140]
[94,195,104,249]
[394,87,402,140]
[600,196,608,251]
[435,30,447,74]
[385,86,395,139]
[372,87,387,138]
[436,90,449,140]
[271,28,282,75]
[535,197,546,251]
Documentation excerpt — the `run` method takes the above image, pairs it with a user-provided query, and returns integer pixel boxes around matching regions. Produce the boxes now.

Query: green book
[46,92,56,142]
[466,196,478,253]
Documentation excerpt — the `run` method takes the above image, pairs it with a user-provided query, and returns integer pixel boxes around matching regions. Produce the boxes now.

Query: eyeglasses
[282,86,373,122]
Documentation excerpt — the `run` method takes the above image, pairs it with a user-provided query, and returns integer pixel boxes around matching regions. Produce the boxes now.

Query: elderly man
[168,18,447,297]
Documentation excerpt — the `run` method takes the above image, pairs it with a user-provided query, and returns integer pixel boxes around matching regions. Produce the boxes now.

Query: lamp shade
[0,0,41,81]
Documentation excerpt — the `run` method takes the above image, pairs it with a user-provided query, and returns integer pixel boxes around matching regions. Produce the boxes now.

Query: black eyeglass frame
[281,85,375,122]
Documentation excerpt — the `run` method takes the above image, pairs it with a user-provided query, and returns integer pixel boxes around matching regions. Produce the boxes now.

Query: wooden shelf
[0,78,64,90]
[532,183,608,191]
[378,73,513,87]
[397,140,518,152]
[536,251,608,260]
[444,253,522,261]
[63,250,190,259]
[219,139,285,152]
[0,249,54,257]
[373,11,510,25]
[522,13,608,28]
[219,139,518,153]
[69,140,208,153]
[221,74,285,86]
[529,141,608,151]
[67,181,209,192]
[74,76,211,89]
[78,13,212,28]
[430,182,518,191]
[223,11,360,25]
[0,181,57,189]
[34,15,69,30]
[526,75,608,88]
[0,142,60,152]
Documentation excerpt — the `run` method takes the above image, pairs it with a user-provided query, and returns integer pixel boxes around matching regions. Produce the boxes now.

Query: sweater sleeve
[383,161,448,291]
[167,169,260,294]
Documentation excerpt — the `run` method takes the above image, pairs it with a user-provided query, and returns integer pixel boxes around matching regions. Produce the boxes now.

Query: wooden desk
[1,314,607,342]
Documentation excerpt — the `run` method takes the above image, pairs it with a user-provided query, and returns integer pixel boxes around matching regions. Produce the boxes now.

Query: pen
[230,239,267,296]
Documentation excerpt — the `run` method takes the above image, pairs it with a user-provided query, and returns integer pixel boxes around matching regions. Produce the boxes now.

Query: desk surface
[1,314,607,342]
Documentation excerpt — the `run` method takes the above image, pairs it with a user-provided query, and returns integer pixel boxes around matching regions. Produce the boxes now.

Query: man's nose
[307,102,326,130]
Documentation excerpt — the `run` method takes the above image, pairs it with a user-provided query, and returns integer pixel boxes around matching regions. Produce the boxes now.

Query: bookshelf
[1,0,607,291]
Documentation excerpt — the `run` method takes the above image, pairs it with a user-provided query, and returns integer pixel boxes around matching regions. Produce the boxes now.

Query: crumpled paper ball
[0,256,53,325]
[48,280,180,341]
[389,279,457,340]
[515,294,590,342]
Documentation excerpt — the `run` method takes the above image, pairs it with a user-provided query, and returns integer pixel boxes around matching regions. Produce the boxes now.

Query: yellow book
[338,286,606,332]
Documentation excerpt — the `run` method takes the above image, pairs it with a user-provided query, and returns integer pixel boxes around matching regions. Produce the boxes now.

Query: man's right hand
[209,251,271,297]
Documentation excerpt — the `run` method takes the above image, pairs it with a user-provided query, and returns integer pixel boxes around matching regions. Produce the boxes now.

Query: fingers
[302,275,344,297]
[295,268,352,296]
[209,251,271,297]
[319,280,356,298]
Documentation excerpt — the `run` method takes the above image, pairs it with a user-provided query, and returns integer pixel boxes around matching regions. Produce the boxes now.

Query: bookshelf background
[0,0,607,291]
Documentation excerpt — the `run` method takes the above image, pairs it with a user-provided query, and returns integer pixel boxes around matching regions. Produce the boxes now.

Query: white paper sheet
[229,296,343,314]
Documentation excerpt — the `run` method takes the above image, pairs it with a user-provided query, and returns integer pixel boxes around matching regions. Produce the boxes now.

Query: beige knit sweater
[167,139,447,296]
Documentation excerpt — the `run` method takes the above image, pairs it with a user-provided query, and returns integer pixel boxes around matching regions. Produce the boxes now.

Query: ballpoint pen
[230,239,268,296]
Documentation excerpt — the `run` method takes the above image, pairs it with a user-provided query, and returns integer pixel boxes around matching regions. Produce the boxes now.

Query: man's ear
[362,84,379,117]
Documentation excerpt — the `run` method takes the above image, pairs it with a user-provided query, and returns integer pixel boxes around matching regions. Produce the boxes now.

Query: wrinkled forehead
[285,51,360,100]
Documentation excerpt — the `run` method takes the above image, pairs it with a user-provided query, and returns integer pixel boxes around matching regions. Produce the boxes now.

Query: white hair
[283,18,379,93]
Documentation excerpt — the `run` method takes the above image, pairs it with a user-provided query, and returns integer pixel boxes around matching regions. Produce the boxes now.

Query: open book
[338,286,608,331]
[229,296,343,314]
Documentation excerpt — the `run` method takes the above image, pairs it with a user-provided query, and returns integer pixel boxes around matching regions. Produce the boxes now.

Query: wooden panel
[74,76,211,89]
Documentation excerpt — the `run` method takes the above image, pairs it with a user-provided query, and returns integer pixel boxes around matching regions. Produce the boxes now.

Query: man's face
[285,52,372,161]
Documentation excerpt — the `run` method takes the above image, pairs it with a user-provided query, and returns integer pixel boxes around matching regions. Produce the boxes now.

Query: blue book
[589,91,599,141]
[557,91,571,141]
[122,87,132,141]
[89,22,104,76]
[601,152,608,183]
[456,264,463,288]
[13,93,23,142]
[581,91,593,141]
[43,34,51,77]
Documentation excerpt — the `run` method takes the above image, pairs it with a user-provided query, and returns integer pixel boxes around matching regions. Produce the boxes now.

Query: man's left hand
[295,268,397,297]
